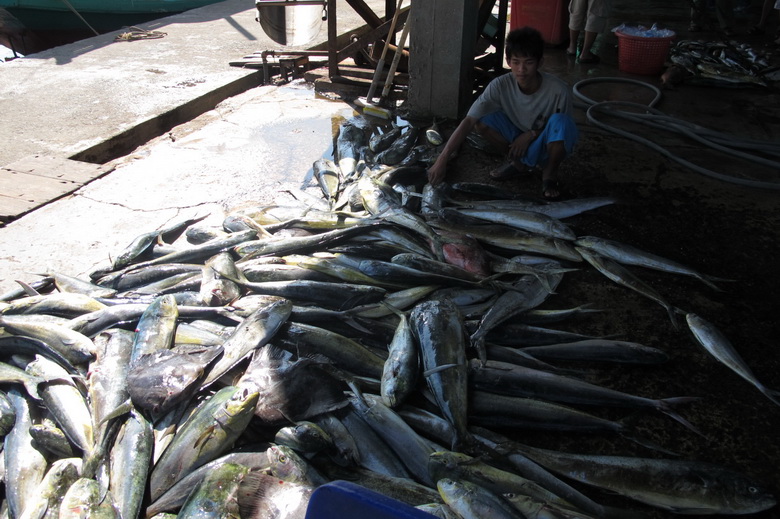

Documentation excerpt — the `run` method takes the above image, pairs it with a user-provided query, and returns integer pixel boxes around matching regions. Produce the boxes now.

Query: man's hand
[425,115,477,187]
[427,161,446,186]
[507,130,537,160]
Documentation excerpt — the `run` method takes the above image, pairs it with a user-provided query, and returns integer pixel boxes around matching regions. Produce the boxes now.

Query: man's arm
[426,116,478,186]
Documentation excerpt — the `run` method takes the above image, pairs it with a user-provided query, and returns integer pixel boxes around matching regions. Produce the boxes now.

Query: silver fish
[470,273,563,364]
[380,305,419,408]
[369,123,402,153]
[201,296,292,387]
[4,389,48,519]
[109,410,154,519]
[176,463,247,519]
[149,386,259,500]
[437,478,524,519]
[26,355,94,455]
[512,444,777,515]
[686,312,780,407]
[576,246,679,328]
[455,208,576,241]
[575,235,725,290]
[312,157,342,207]
[409,298,470,449]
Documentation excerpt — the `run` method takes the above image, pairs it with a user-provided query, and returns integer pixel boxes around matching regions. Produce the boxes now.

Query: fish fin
[469,334,488,366]
[699,273,737,292]
[96,398,134,427]
[15,279,41,296]
[761,387,780,408]
[659,397,705,437]
[423,363,460,377]
[194,424,217,450]
[620,430,680,456]
[616,412,680,455]
[574,302,606,315]
[23,377,43,401]
[340,315,377,335]
[666,305,681,329]
[236,470,274,519]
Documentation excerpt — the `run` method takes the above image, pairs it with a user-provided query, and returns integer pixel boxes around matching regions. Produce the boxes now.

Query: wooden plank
[2,154,106,183]
[0,194,39,222]
[0,170,80,201]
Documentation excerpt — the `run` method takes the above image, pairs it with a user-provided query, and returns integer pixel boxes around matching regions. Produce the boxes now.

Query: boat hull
[0,0,226,31]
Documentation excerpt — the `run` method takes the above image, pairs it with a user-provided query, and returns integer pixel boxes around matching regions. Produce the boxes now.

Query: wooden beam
[344,0,384,27]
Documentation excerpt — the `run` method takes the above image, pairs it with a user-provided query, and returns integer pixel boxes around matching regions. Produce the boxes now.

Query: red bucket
[616,30,676,75]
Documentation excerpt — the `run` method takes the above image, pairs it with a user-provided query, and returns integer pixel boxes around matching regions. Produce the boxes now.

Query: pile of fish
[664,39,775,88]
[1,114,779,519]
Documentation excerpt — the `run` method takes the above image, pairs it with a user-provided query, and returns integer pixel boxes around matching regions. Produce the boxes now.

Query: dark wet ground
[421,2,780,516]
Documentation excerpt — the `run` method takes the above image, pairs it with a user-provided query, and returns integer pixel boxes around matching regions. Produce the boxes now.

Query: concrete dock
[0,0,387,220]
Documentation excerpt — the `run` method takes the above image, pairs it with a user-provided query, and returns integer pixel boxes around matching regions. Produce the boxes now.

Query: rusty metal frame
[256,0,401,80]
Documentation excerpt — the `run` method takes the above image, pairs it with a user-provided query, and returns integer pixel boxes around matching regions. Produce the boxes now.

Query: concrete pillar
[407,0,479,120]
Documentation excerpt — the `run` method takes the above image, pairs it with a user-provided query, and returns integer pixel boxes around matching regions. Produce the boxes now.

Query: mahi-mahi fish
[686,312,780,407]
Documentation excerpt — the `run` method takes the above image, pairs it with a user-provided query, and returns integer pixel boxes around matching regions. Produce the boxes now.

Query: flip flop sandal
[578,54,600,64]
[542,179,564,201]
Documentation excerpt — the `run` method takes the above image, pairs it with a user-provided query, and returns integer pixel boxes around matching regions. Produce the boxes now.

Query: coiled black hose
[572,77,780,190]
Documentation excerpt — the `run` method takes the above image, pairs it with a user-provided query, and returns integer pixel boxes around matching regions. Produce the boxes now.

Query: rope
[572,77,780,191]
[59,0,99,36]
[114,26,168,42]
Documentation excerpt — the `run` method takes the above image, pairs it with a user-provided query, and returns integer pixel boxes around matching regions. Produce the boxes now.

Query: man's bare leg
[474,121,510,155]
[542,141,566,199]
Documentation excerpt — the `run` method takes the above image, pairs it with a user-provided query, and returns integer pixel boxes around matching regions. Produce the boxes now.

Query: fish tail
[761,387,780,408]
[469,334,487,366]
[575,303,606,314]
[342,315,378,335]
[701,274,736,292]
[618,412,680,455]
[23,379,42,401]
[659,397,704,437]
[666,305,681,329]
[620,429,680,456]
[698,276,725,292]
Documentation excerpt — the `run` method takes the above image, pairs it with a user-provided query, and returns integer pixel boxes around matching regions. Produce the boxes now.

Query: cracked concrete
[0,81,355,293]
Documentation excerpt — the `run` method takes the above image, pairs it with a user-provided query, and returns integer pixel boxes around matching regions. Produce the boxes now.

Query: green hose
[572,77,780,190]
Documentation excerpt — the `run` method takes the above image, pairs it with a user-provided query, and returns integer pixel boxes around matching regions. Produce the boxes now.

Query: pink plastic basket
[616,30,676,75]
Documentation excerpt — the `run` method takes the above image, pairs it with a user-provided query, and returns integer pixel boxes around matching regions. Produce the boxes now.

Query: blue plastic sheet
[305,481,437,519]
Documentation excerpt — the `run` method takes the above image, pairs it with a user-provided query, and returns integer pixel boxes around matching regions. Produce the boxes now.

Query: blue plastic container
[304,481,437,519]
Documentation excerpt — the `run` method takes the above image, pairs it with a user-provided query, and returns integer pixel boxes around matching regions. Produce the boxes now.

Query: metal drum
[255,0,325,47]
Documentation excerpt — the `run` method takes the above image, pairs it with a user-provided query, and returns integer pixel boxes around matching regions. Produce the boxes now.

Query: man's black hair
[505,26,545,62]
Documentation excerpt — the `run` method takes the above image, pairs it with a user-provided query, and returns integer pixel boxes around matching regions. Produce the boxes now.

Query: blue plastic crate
[305,481,437,519]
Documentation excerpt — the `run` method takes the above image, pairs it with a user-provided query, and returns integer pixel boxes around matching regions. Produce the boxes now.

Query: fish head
[223,387,260,419]
[267,444,309,483]
[274,422,332,453]
[428,450,473,482]
[716,473,777,515]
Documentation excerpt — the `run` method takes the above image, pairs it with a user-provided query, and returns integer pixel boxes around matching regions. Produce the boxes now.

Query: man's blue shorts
[479,112,579,168]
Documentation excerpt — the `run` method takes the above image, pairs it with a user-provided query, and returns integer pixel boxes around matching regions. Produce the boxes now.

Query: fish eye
[748,486,758,494]
[278,454,287,463]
